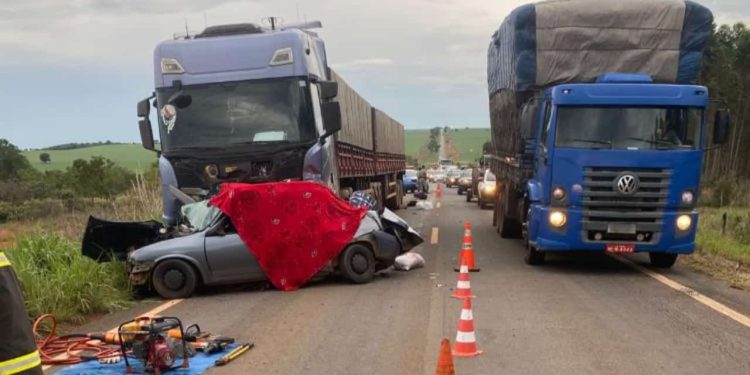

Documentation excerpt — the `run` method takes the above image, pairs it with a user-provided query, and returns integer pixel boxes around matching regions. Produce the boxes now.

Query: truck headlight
[681,191,694,205]
[676,215,692,231]
[549,211,567,228]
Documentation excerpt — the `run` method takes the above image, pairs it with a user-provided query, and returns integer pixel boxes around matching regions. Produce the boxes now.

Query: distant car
[457,169,473,195]
[433,171,446,183]
[477,170,497,209]
[403,169,418,193]
[445,169,461,188]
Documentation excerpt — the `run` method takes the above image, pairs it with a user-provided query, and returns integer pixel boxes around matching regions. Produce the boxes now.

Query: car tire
[152,259,199,299]
[339,243,376,284]
[524,243,545,265]
[466,190,472,202]
[649,253,678,268]
[480,198,488,209]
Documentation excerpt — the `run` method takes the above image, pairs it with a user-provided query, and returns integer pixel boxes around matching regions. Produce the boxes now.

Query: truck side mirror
[139,119,156,151]
[319,81,338,100]
[137,98,151,117]
[320,102,342,140]
[713,110,731,145]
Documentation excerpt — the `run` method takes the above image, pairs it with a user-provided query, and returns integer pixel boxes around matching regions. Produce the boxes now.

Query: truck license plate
[606,243,635,253]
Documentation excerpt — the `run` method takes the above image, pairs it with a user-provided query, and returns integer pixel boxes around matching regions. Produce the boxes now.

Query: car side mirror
[139,119,156,151]
[713,109,731,145]
[320,102,342,141]
[319,81,338,100]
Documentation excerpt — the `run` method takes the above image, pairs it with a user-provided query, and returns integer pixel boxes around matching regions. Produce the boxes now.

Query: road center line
[430,227,439,244]
[614,256,750,329]
[41,299,184,370]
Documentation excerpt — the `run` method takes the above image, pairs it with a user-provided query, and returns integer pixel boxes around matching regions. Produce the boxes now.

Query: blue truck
[485,1,730,267]
[136,22,406,227]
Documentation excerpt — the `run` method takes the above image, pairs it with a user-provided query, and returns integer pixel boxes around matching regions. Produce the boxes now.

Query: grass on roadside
[695,208,750,265]
[6,232,133,324]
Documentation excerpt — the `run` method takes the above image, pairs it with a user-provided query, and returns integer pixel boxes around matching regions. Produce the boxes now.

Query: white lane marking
[436,202,441,209]
[615,256,750,329]
[41,299,184,370]
[430,227,439,245]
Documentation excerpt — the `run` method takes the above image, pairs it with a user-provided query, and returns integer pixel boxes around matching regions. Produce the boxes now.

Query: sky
[0,0,747,149]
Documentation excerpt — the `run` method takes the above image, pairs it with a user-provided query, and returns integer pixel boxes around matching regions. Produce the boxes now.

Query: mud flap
[81,216,163,261]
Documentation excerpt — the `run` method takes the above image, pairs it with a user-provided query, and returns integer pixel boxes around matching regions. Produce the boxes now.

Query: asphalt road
[53,185,750,374]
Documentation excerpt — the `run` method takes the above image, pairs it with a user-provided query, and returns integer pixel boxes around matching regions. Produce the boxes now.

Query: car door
[204,218,265,283]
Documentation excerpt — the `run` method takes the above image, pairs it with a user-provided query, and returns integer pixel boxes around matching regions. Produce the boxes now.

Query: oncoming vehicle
[477,170,497,209]
[457,169,473,195]
[403,169,417,193]
[445,169,461,188]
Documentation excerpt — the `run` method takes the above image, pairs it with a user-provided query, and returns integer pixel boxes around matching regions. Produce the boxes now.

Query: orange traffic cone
[436,183,442,198]
[435,337,455,375]
[453,297,482,357]
[454,221,480,272]
[451,259,475,299]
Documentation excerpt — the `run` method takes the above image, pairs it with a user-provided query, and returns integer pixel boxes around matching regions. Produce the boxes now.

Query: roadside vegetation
[1,138,161,322]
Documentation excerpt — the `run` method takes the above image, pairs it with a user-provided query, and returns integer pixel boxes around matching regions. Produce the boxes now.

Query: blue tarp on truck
[487,0,713,95]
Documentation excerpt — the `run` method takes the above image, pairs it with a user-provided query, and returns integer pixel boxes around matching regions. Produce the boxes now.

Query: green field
[445,128,491,163]
[23,144,156,172]
[22,129,490,172]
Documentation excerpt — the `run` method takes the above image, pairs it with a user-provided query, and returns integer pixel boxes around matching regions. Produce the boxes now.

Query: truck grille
[582,167,671,242]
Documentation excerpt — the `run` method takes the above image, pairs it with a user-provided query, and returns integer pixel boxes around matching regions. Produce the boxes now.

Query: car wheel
[151,259,199,299]
[339,243,375,284]
[466,190,472,202]
[649,253,678,268]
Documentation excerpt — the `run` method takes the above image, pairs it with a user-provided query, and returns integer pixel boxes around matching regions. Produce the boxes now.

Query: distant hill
[23,144,156,172]
[22,128,490,172]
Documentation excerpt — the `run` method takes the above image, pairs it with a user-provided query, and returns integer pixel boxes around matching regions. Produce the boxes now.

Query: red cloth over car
[209,182,367,291]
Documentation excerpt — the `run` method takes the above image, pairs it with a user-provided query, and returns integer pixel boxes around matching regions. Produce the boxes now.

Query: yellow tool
[214,343,253,366]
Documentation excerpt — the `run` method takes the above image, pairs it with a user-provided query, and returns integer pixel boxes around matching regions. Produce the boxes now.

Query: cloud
[331,58,394,69]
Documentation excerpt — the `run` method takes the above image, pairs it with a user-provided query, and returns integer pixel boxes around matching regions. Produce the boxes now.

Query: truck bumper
[530,206,697,254]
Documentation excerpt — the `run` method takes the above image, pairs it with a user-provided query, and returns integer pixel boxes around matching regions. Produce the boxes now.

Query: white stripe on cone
[456,330,476,343]
[460,308,473,320]
[460,264,469,273]
[457,280,471,289]
[464,229,471,236]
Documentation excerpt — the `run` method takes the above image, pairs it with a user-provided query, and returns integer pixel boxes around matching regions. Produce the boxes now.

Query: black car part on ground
[82,216,164,261]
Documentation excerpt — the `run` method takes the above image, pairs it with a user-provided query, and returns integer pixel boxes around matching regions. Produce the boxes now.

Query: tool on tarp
[115,316,191,375]
[214,343,253,366]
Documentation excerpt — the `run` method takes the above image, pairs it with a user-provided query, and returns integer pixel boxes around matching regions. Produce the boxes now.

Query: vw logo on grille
[615,174,639,195]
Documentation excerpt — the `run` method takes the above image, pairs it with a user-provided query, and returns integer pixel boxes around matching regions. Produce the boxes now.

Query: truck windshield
[555,107,702,150]
[156,78,315,152]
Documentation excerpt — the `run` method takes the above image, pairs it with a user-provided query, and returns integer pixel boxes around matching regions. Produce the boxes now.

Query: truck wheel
[524,243,545,265]
[649,253,678,268]
[152,259,199,299]
[498,189,522,238]
[339,243,375,284]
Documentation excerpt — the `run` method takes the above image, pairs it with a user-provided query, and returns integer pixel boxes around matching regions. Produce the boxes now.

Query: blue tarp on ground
[54,344,237,375]
[487,0,713,94]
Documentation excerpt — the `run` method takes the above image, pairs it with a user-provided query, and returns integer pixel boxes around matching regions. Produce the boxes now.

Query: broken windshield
[156,77,316,154]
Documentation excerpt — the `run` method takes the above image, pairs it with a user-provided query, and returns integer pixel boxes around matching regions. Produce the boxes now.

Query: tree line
[0,138,138,203]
